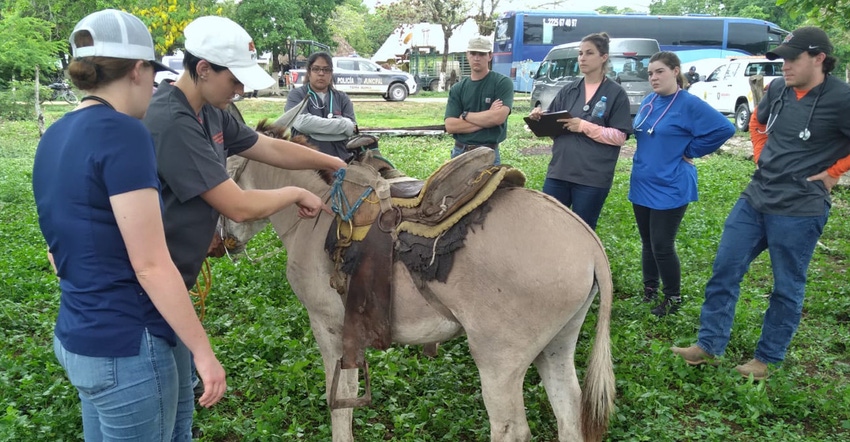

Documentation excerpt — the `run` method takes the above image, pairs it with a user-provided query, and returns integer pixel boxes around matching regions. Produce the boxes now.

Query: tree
[596,6,642,14]
[648,0,799,30]
[5,0,114,68]
[5,0,231,62]
[472,0,498,36]
[0,13,65,81]
[420,0,469,73]
[329,0,377,56]
[777,0,850,78]
[130,0,229,56]
[364,5,403,58]
[382,0,471,76]
[648,0,722,16]
[234,0,311,73]
[234,0,342,72]
[778,0,850,29]
[296,0,345,45]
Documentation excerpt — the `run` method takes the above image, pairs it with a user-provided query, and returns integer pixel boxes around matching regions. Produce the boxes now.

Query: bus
[493,11,788,92]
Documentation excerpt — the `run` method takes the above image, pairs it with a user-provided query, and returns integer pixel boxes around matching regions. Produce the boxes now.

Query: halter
[329,168,373,222]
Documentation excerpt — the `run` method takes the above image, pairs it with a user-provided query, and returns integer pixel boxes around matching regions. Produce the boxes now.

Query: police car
[290,57,418,102]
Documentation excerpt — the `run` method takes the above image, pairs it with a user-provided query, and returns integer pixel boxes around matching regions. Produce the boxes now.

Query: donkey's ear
[255,118,270,132]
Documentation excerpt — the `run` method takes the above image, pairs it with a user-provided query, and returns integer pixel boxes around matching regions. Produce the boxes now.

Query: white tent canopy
[371,19,490,63]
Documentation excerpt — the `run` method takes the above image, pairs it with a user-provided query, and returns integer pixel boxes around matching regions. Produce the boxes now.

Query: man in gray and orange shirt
[673,26,850,380]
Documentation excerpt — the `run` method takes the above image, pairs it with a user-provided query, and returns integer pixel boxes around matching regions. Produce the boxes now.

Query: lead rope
[190,259,212,321]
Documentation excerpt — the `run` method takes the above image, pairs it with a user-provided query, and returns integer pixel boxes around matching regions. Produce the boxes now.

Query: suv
[289,56,418,101]
[687,57,783,131]
[531,38,660,115]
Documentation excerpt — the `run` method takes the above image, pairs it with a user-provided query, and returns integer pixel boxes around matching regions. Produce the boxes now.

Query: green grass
[1,99,848,441]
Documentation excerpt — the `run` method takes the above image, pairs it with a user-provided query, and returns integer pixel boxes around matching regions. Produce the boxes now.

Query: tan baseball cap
[467,36,492,53]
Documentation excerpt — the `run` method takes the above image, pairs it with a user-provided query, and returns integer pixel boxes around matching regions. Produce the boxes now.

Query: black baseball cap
[766,26,833,60]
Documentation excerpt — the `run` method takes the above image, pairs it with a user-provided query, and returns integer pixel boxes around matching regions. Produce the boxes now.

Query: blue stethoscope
[307,85,333,116]
[762,76,827,141]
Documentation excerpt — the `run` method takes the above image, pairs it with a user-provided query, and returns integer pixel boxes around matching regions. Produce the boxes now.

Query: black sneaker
[642,286,659,303]
[651,295,682,317]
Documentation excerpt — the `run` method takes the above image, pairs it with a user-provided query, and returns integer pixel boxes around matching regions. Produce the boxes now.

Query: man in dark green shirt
[444,36,514,165]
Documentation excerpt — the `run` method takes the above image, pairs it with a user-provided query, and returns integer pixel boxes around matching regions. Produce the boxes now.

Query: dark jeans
[542,178,611,230]
[451,143,500,165]
[632,203,689,297]
[697,198,829,363]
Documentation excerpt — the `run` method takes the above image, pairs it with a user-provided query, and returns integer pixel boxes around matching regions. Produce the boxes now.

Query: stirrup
[329,358,372,409]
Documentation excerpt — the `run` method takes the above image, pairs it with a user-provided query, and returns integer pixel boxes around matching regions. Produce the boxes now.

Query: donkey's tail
[580,248,616,442]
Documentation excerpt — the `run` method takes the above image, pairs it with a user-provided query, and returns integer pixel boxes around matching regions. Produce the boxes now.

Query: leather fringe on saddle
[341,214,395,369]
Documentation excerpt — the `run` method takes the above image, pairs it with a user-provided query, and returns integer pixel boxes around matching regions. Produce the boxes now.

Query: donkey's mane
[255,118,336,185]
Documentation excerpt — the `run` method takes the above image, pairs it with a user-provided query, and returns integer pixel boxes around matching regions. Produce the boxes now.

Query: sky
[362,0,652,14]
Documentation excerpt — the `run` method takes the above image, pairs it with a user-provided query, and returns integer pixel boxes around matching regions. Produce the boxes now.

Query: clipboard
[524,110,573,138]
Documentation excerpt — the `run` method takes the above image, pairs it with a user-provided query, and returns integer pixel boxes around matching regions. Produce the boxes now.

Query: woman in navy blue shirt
[32,10,226,440]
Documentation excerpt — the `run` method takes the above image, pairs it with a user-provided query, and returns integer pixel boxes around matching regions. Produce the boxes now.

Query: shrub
[0,80,43,121]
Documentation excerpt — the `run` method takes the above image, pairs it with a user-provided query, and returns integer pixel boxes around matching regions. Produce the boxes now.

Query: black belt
[455,141,498,152]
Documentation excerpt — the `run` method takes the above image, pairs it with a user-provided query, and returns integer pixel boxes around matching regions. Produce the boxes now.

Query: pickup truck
[687,57,783,131]
[289,56,418,102]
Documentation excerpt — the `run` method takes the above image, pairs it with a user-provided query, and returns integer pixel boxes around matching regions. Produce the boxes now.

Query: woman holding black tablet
[528,32,632,230]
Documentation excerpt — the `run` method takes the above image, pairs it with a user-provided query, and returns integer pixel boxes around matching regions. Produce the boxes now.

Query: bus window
[728,22,770,55]
[496,18,512,42]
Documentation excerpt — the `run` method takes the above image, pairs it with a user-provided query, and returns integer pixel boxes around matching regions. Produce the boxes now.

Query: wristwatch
[461,111,469,120]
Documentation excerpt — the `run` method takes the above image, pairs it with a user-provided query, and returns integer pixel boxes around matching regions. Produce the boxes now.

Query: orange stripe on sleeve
[827,153,850,178]
[749,106,767,164]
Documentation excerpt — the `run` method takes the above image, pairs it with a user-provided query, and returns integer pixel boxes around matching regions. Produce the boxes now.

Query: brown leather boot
[735,358,769,380]
[671,345,718,366]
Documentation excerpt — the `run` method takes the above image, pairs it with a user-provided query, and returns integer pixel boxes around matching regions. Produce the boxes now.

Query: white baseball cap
[183,16,275,90]
[70,9,176,74]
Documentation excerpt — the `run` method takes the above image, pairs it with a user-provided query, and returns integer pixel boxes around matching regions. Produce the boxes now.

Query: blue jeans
[542,177,611,230]
[451,145,501,165]
[696,198,829,364]
[54,330,194,441]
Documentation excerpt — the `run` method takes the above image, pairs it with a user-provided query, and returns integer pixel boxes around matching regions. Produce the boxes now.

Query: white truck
[687,57,783,131]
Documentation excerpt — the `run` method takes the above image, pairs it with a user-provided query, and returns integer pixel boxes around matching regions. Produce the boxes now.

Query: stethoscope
[633,88,681,135]
[762,76,827,141]
[307,85,333,116]
[572,77,605,114]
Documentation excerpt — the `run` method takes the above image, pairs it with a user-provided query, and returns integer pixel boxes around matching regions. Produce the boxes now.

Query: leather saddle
[326,145,525,409]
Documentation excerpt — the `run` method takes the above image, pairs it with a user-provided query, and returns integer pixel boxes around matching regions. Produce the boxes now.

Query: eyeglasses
[310,67,333,74]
